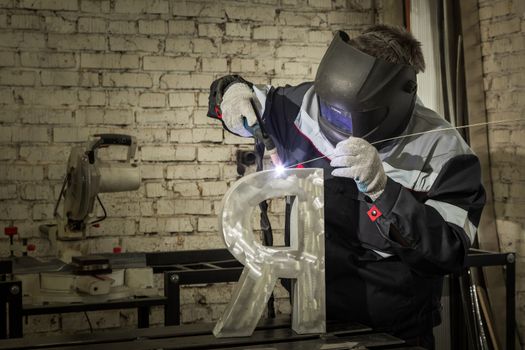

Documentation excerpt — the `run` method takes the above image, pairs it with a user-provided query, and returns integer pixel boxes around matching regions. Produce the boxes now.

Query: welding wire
[369,118,524,145]
[285,118,524,169]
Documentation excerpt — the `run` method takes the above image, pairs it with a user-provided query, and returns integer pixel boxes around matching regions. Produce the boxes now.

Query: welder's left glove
[330,137,387,201]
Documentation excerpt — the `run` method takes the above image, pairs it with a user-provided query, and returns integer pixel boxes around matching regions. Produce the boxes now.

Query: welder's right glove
[330,137,387,201]
[219,83,258,137]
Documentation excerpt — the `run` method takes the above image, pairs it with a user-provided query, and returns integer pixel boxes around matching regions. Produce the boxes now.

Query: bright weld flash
[274,164,285,175]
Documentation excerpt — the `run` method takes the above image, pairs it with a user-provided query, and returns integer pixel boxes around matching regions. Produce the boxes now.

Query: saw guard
[58,134,140,232]
[64,147,101,224]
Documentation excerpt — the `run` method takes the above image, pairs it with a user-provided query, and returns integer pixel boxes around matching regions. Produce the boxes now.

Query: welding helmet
[314,31,418,145]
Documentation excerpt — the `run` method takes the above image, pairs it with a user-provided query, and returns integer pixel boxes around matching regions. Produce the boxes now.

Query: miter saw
[42,133,141,244]
[12,134,161,304]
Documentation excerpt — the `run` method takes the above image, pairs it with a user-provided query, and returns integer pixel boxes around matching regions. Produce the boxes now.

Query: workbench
[0,249,515,349]
[0,317,424,350]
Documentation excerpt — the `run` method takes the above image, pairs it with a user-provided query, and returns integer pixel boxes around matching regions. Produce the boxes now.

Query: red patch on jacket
[367,205,382,222]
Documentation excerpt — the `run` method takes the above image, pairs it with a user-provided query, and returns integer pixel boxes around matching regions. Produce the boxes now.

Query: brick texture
[478,0,525,342]
[0,0,375,335]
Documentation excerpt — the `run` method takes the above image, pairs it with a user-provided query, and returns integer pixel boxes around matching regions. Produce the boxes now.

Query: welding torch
[243,98,282,167]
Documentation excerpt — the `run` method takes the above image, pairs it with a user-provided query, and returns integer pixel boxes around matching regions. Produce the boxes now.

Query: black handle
[87,134,134,163]
[249,99,267,137]
[249,99,276,152]
[93,134,133,147]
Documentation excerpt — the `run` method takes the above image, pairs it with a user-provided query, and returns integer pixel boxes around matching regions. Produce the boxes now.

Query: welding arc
[285,118,524,169]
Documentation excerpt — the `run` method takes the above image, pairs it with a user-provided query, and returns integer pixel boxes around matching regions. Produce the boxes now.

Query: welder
[207,25,485,349]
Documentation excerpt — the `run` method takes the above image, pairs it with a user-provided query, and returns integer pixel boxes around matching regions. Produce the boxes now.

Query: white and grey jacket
[208,78,486,337]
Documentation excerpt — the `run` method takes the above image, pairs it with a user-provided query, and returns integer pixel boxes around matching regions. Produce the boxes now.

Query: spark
[274,164,286,175]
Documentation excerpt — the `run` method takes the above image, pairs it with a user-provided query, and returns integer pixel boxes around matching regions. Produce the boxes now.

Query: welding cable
[90,195,107,225]
[53,172,71,218]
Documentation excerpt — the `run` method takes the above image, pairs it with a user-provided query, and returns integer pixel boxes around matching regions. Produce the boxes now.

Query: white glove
[330,137,387,201]
[220,83,258,137]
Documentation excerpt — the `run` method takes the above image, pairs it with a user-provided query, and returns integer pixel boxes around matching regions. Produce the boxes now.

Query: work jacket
[211,79,486,338]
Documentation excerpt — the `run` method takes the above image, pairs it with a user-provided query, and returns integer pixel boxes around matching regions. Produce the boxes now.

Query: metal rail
[0,248,516,349]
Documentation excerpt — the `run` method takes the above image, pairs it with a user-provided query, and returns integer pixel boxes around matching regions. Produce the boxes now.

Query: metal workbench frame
[0,316,421,350]
[155,250,242,326]
[0,249,243,339]
[462,249,516,350]
[0,248,516,350]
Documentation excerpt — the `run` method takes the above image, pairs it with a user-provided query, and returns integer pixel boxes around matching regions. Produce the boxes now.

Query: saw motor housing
[57,134,140,236]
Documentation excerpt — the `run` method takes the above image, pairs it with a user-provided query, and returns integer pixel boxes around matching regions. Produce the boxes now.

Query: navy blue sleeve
[261,82,313,164]
[373,154,486,276]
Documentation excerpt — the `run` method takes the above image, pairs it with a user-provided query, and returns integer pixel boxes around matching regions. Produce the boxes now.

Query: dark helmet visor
[318,97,388,144]
[319,99,353,134]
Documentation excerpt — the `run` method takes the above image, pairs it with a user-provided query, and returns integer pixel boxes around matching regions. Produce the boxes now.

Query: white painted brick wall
[81,53,139,69]
[168,20,195,35]
[200,181,228,197]
[191,128,223,143]
[0,147,16,160]
[138,92,166,107]
[0,0,375,335]
[103,73,153,88]
[143,56,197,71]
[109,36,161,52]
[171,182,200,197]
[21,52,76,68]
[108,20,137,34]
[197,146,232,162]
[478,0,525,342]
